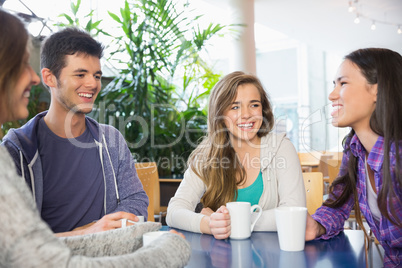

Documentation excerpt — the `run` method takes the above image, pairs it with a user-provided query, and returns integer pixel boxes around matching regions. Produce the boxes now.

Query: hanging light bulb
[371,21,376,30]
[354,14,360,24]
[398,26,402,34]
[348,1,355,12]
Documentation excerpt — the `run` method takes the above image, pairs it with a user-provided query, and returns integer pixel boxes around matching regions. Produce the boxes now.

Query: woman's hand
[209,206,231,240]
[200,207,214,217]
[305,213,326,241]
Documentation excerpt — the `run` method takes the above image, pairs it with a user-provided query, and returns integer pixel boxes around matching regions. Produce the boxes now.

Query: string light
[348,1,356,13]
[354,13,360,24]
[347,1,402,34]
[371,21,376,30]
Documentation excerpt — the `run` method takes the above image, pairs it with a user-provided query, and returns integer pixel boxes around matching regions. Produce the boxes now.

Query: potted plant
[95,0,231,176]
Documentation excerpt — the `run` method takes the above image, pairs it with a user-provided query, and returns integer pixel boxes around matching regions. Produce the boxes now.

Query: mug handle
[250,205,262,232]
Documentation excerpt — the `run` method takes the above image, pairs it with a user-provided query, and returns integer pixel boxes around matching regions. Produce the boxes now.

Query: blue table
[161,226,384,268]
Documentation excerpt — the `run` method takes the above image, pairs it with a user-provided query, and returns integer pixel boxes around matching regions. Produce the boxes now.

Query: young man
[2,28,149,236]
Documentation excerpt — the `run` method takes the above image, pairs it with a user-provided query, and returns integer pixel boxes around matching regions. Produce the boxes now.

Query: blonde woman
[166,71,306,239]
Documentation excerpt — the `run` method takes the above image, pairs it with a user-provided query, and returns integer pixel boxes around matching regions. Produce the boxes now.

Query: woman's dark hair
[0,10,29,118]
[325,48,402,228]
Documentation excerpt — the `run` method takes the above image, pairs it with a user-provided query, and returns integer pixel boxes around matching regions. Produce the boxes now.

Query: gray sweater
[0,147,191,267]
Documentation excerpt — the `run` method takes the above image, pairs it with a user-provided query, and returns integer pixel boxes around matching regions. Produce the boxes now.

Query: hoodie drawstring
[102,135,120,204]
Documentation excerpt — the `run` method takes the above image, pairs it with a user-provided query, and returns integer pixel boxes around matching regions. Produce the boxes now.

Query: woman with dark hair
[0,10,39,125]
[167,71,306,239]
[0,9,190,267]
[306,48,402,267]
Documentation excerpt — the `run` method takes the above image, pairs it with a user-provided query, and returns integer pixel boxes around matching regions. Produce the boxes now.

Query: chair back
[298,151,322,172]
[330,151,344,160]
[135,162,161,222]
[327,159,342,185]
[302,172,324,215]
[317,154,333,178]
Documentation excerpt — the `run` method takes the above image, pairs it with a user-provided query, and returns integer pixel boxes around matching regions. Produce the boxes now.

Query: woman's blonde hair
[188,71,274,211]
[0,10,29,121]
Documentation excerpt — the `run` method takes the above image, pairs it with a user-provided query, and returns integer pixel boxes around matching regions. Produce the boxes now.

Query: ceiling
[4,0,401,57]
[206,0,402,57]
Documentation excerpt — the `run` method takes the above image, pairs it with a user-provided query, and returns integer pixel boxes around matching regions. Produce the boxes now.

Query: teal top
[236,171,263,206]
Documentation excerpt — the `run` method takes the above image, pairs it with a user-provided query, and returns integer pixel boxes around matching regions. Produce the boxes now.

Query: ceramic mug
[275,206,307,251]
[143,231,170,246]
[137,216,145,223]
[226,201,262,239]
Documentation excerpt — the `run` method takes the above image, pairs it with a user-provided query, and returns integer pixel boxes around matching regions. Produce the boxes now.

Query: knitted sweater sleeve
[0,147,190,268]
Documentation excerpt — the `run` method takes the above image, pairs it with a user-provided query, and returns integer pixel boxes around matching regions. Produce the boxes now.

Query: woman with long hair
[0,9,189,267]
[306,48,402,267]
[166,71,306,239]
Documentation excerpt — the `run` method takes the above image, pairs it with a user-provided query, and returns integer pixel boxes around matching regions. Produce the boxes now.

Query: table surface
[161,227,384,268]
[159,178,183,182]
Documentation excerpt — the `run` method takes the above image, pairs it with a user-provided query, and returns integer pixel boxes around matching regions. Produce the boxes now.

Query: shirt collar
[350,134,384,172]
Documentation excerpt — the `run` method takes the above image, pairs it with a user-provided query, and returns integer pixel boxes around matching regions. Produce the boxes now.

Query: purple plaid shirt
[313,134,401,267]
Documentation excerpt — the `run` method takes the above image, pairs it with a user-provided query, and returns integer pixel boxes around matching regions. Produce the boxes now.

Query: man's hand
[56,211,140,237]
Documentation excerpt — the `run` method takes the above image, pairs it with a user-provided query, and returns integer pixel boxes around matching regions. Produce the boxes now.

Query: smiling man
[2,28,149,236]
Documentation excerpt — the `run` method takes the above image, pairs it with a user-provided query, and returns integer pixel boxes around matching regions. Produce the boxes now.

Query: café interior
[1,0,401,267]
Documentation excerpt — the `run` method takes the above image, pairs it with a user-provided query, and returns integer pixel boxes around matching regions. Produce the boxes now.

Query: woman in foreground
[167,71,306,239]
[0,9,189,267]
[306,48,402,267]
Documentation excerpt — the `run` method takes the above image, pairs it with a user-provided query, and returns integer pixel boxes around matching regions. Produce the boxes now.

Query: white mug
[137,216,145,223]
[226,202,262,239]
[275,206,307,251]
[143,231,170,246]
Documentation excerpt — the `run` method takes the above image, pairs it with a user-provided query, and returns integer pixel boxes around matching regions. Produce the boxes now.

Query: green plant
[95,0,230,176]
[55,0,107,36]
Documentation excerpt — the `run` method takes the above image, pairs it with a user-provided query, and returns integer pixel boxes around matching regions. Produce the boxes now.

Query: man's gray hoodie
[1,111,149,220]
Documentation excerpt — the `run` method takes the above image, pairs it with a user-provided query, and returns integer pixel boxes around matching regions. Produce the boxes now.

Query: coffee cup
[275,206,307,251]
[137,215,145,223]
[226,202,262,239]
[143,231,170,246]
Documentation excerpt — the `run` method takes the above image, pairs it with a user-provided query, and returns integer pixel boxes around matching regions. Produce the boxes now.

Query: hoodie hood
[4,111,103,163]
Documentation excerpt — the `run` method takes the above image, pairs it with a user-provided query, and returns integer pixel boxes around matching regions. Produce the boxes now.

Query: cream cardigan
[166,132,306,233]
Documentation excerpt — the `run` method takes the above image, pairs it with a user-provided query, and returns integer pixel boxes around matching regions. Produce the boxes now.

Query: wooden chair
[302,172,324,215]
[135,162,162,222]
[298,151,322,172]
[327,158,342,185]
[317,154,333,179]
[329,151,343,160]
